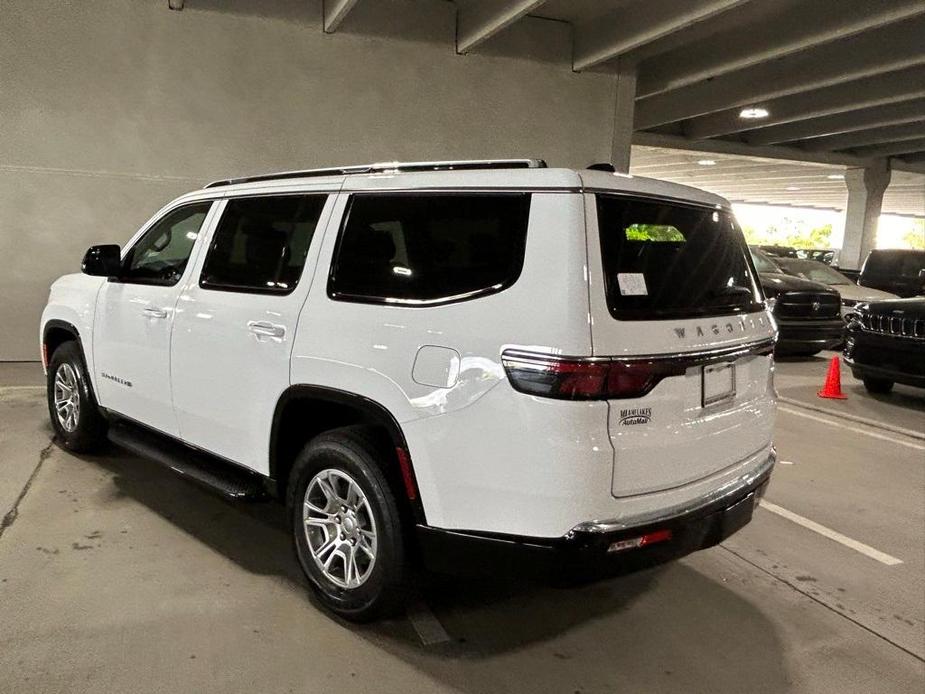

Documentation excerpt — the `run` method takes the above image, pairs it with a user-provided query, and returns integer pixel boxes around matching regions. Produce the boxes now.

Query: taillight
[501,351,684,400]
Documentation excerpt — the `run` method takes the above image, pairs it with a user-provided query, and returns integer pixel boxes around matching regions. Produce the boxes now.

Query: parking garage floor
[1,357,922,694]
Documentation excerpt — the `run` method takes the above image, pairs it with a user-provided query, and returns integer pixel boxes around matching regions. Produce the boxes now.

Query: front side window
[597,195,763,320]
[200,195,327,294]
[121,202,213,286]
[328,193,531,305]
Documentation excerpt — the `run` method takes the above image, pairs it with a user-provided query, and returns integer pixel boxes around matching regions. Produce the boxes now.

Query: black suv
[844,298,925,394]
[750,249,844,355]
[859,249,925,298]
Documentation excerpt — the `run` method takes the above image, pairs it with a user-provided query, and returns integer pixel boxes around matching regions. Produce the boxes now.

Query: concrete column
[610,61,637,173]
[840,161,891,270]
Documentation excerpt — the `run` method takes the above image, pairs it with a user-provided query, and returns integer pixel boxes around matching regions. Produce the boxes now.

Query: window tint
[329,193,531,304]
[122,203,212,285]
[200,195,327,293]
[597,195,763,320]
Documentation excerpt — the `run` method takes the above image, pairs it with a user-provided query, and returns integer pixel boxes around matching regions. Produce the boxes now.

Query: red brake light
[502,351,682,400]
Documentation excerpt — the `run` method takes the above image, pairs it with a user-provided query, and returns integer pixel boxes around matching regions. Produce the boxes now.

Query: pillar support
[610,61,637,174]
[840,160,891,270]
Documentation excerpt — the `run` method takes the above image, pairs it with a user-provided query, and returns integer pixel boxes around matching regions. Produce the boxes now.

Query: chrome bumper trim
[568,447,777,535]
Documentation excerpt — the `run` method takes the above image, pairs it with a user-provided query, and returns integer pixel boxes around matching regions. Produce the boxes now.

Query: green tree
[901,219,924,250]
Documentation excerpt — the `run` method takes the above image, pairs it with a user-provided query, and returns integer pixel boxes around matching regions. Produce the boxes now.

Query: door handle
[247,321,286,339]
[143,307,168,319]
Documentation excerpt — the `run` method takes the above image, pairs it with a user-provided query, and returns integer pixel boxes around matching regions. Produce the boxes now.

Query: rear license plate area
[702,362,736,407]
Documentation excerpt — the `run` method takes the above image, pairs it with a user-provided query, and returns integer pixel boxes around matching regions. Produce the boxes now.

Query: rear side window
[200,195,327,294]
[597,195,763,320]
[328,193,531,305]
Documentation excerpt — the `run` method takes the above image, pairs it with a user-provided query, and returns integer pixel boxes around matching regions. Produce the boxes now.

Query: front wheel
[46,341,108,452]
[862,377,893,394]
[288,427,407,622]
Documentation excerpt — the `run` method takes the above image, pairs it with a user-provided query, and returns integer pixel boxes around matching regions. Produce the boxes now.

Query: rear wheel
[288,427,406,622]
[862,377,893,394]
[46,341,108,452]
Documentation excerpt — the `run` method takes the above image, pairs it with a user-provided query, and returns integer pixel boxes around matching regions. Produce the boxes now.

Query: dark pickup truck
[750,249,844,355]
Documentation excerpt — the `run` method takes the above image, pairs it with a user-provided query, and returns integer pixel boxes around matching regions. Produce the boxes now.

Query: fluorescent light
[827,174,845,180]
[696,159,717,166]
[739,107,769,120]
[786,186,800,191]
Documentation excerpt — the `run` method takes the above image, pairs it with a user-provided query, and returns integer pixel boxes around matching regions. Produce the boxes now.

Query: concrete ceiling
[451,0,925,216]
[630,146,925,217]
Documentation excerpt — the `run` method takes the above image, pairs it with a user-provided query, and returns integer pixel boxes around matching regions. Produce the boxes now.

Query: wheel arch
[269,385,426,524]
[42,319,83,367]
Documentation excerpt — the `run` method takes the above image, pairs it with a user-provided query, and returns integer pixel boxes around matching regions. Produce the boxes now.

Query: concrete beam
[632,132,877,168]
[801,122,925,153]
[634,16,925,129]
[572,0,747,72]
[323,0,360,33]
[840,162,892,270]
[636,0,925,98]
[746,99,925,146]
[456,0,546,54]
[849,139,925,159]
[684,67,925,139]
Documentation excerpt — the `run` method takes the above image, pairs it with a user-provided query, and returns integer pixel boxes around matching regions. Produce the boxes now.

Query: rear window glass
[865,251,925,278]
[597,195,763,320]
[329,193,531,305]
[200,195,327,294]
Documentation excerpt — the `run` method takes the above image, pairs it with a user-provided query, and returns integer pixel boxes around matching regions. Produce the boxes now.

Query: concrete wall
[0,0,617,360]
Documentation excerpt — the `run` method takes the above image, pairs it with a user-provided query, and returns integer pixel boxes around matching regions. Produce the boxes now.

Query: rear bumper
[416,449,775,581]
[775,317,844,353]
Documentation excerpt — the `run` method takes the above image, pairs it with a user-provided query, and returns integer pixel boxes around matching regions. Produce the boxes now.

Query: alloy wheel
[303,468,378,589]
[53,363,80,433]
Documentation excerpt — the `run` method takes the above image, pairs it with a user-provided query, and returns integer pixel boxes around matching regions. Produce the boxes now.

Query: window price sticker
[617,273,648,296]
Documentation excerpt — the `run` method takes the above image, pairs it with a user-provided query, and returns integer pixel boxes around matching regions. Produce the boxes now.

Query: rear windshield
[597,195,763,320]
[864,251,925,278]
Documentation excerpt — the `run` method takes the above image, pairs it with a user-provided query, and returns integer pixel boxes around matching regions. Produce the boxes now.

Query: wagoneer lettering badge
[673,317,763,340]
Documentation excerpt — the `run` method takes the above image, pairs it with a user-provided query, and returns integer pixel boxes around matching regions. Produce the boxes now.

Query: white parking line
[406,599,451,646]
[778,405,925,452]
[759,500,903,566]
[0,385,44,393]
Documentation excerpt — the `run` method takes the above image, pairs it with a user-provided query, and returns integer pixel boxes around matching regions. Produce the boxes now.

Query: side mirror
[81,244,122,277]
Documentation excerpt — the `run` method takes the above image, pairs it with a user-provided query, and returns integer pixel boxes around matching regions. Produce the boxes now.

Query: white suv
[40,159,777,620]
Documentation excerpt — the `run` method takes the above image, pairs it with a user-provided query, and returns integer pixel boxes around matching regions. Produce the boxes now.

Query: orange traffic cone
[817,355,848,399]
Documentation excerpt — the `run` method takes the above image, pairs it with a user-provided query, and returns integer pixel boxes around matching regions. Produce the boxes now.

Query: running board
[107,421,269,501]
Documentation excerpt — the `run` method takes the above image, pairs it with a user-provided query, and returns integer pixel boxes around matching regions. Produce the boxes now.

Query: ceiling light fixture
[696,159,717,166]
[827,174,845,180]
[785,186,800,191]
[739,107,769,120]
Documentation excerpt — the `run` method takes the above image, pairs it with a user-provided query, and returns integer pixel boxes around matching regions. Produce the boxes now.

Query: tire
[46,341,108,452]
[288,426,407,622]
[862,377,894,394]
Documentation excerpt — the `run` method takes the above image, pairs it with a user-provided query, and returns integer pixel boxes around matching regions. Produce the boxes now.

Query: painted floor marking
[778,405,925,452]
[0,385,44,393]
[407,599,451,646]
[759,500,903,566]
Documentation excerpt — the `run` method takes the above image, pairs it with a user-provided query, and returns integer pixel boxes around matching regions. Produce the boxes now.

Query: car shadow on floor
[71,443,790,693]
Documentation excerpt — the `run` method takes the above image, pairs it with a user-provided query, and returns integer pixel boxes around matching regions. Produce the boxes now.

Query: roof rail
[204,159,547,189]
